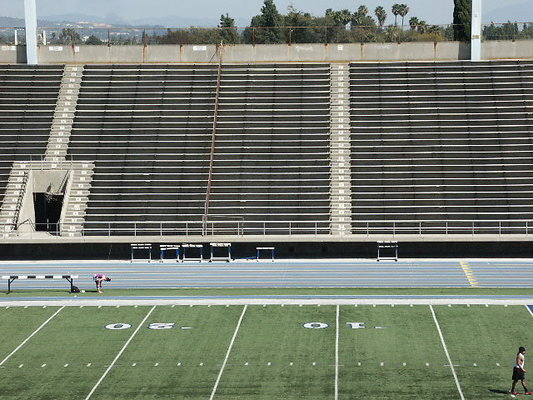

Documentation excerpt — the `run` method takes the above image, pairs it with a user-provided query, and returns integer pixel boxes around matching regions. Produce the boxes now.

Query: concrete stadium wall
[1,41,532,64]
[1,241,533,260]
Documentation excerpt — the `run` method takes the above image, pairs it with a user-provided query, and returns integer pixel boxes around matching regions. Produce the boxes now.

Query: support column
[24,0,38,65]
[471,0,482,61]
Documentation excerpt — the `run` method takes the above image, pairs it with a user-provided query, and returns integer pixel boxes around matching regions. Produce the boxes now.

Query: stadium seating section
[0,65,63,206]
[1,60,533,236]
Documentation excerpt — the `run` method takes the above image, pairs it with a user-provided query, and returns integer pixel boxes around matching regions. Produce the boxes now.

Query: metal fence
[2,220,533,238]
[1,23,531,46]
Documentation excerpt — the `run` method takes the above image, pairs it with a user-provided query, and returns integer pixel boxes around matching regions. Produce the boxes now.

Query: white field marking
[85,305,156,400]
[0,306,64,367]
[209,305,247,400]
[526,305,533,318]
[335,304,340,400]
[430,305,465,400]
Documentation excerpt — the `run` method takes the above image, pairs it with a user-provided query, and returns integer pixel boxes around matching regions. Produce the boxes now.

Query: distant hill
[484,1,533,23]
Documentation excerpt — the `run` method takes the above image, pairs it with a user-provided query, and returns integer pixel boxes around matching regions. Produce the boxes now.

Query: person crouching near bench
[93,274,111,294]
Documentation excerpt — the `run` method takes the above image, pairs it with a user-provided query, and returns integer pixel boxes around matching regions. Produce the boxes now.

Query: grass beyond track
[0,304,531,399]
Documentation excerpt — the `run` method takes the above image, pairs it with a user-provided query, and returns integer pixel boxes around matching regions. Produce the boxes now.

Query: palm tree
[375,6,387,28]
[392,4,401,26]
[399,4,409,29]
[409,17,419,31]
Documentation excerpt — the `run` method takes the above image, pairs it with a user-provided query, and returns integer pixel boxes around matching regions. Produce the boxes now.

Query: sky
[0,0,531,26]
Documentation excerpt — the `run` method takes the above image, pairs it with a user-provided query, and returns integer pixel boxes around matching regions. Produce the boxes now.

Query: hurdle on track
[377,241,398,262]
[130,243,152,262]
[209,243,232,262]
[159,244,180,262]
[256,247,275,262]
[181,244,203,262]
[1,275,79,294]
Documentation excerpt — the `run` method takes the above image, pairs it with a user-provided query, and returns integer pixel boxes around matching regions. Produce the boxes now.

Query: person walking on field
[93,273,111,294]
[511,346,530,395]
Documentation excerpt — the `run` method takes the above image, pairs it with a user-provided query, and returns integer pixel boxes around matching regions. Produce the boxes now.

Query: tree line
[3,0,532,46]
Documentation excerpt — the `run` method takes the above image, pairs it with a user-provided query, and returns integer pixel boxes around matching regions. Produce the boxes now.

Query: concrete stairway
[330,63,352,236]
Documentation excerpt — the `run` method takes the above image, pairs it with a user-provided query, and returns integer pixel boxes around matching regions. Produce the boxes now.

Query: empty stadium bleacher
[209,63,331,235]
[68,64,218,235]
[68,63,331,236]
[349,60,533,235]
[0,65,63,208]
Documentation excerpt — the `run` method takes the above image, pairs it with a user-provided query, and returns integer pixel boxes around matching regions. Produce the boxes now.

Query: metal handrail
[202,45,224,233]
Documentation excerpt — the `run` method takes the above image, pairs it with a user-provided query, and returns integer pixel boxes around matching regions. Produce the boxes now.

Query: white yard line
[209,305,248,400]
[84,305,156,400]
[429,305,465,400]
[335,304,340,400]
[526,304,533,317]
[0,305,64,367]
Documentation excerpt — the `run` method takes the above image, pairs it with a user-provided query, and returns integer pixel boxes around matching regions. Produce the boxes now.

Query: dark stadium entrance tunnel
[33,192,64,233]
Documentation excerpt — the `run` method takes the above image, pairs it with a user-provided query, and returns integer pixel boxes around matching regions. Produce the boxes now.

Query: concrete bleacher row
[2,60,533,237]
[67,64,331,235]
[349,60,533,234]
[0,65,63,207]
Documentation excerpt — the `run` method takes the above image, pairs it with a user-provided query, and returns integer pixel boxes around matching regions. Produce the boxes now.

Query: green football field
[0,304,531,399]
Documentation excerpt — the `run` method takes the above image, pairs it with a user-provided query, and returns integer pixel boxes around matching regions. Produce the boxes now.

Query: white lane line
[526,305,533,317]
[0,306,64,367]
[430,305,465,400]
[209,305,247,400]
[85,305,156,400]
[335,304,340,400]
